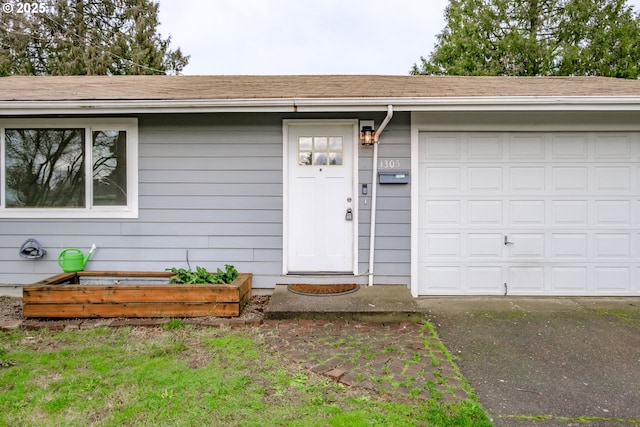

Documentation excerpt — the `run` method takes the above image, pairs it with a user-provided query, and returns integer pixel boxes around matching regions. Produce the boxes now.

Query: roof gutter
[2,96,640,115]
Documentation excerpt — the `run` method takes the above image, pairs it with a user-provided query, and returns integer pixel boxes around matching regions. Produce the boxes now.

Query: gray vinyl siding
[132,113,284,287]
[0,112,412,290]
[357,112,411,284]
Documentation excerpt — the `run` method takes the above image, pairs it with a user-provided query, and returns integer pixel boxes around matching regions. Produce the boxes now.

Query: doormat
[287,283,359,296]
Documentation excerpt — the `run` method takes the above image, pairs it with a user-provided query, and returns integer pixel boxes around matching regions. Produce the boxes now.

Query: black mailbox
[379,171,409,184]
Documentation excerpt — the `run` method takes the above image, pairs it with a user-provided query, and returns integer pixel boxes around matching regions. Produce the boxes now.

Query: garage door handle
[504,235,514,245]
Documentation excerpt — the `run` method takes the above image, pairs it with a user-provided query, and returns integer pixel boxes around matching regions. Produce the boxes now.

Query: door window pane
[328,137,343,165]
[299,137,312,151]
[329,137,343,151]
[314,137,328,151]
[298,135,343,166]
[328,152,343,165]
[298,152,312,165]
[314,153,327,165]
[5,129,85,207]
[93,130,127,206]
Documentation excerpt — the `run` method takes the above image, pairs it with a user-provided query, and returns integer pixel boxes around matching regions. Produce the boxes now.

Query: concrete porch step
[265,284,423,323]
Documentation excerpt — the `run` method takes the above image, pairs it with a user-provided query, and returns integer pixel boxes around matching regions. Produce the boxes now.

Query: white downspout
[368,105,394,286]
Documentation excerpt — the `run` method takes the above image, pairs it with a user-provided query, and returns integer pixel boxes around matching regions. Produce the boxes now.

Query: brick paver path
[260,320,470,403]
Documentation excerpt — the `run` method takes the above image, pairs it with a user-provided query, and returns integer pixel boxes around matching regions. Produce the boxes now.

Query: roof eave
[1,96,640,115]
[297,96,640,112]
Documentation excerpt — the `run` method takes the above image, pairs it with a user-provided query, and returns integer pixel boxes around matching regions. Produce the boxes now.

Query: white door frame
[282,119,359,275]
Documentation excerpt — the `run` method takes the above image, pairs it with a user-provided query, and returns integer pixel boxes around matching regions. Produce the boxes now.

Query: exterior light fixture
[361,125,375,146]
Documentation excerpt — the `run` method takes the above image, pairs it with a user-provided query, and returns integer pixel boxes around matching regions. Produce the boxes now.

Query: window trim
[0,118,138,218]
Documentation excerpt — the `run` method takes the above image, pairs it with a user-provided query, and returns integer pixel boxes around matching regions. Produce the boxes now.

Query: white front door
[285,121,357,273]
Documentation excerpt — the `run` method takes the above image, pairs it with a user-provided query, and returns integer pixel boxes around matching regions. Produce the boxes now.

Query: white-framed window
[0,118,138,218]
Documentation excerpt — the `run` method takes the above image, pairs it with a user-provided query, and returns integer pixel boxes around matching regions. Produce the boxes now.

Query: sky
[157,0,450,75]
[157,0,640,76]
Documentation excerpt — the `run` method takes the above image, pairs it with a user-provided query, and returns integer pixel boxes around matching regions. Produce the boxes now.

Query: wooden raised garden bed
[23,271,252,318]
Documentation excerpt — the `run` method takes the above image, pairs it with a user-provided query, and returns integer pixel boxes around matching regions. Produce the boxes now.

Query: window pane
[314,152,327,165]
[5,129,85,208]
[299,137,312,151]
[93,130,127,206]
[329,137,343,151]
[328,152,343,165]
[314,137,327,151]
[298,152,312,165]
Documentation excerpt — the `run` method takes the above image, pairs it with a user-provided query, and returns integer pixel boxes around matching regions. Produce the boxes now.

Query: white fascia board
[295,96,640,111]
[2,96,640,115]
[394,96,640,111]
[0,99,298,115]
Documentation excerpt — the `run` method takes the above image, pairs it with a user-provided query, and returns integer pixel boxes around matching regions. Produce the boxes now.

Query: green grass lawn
[0,325,491,426]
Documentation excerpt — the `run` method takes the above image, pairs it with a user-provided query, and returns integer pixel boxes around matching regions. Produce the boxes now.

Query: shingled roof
[2,74,640,101]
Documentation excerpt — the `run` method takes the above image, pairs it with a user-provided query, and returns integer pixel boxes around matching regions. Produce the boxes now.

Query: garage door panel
[421,133,461,159]
[594,134,634,159]
[551,234,588,259]
[551,135,589,159]
[468,201,503,224]
[594,267,631,292]
[509,134,546,159]
[509,267,545,293]
[595,201,631,225]
[510,201,545,225]
[423,200,460,224]
[468,266,503,293]
[510,167,546,191]
[423,266,461,292]
[509,234,545,258]
[468,234,503,258]
[423,234,460,258]
[422,167,461,192]
[595,167,632,192]
[468,167,503,191]
[552,201,588,225]
[419,131,640,296]
[551,267,588,293]
[595,234,630,258]
[552,167,588,191]
[468,134,504,159]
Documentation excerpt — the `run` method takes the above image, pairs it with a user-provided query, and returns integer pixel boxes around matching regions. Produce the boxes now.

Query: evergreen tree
[411,0,640,78]
[0,0,189,76]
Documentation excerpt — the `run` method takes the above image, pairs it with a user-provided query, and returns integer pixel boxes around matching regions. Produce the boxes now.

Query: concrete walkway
[266,284,422,322]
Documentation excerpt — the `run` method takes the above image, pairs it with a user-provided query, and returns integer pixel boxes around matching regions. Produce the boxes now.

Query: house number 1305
[379,159,401,169]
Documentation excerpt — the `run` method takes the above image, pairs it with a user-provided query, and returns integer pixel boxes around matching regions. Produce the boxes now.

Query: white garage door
[418,132,640,295]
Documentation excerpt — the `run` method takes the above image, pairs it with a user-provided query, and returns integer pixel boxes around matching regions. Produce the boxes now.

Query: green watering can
[58,244,96,273]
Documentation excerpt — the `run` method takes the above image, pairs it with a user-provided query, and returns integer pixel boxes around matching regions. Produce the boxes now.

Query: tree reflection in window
[93,131,127,206]
[5,129,85,207]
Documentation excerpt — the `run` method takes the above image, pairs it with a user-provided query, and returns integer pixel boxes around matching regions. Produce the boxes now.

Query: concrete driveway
[417,297,640,427]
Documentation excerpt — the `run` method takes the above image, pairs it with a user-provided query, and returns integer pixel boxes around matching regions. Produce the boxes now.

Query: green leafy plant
[166,264,239,284]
